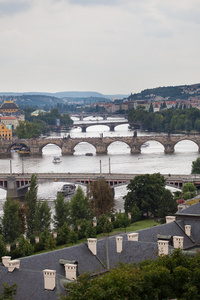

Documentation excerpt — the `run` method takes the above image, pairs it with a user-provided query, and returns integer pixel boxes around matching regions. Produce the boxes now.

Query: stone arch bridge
[1,134,200,157]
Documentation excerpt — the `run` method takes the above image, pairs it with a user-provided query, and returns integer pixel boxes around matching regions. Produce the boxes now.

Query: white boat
[52,156,62,163]
[58,183,76,196]
[141,143,149,147]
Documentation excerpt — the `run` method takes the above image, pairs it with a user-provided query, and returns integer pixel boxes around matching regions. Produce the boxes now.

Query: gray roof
[176,201,200,216]
[1,213,200,299]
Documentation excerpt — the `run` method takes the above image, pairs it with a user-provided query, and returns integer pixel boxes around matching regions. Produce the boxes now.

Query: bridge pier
[164,144,175,154]
[81,126,87,133]
[96,144,107,155]
[7,176,18,199]
[61,146,74,155]
[29,146,42,156]
[130,144,141,154]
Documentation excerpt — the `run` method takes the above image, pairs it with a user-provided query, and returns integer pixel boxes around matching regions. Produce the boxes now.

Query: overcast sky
[0,0,200,95]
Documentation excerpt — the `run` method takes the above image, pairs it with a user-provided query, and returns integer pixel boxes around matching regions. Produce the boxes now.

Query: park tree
[25,174,38,237]
[2,198,21,243]
[18,203,28,235]
[182,182,197,200]
[57,222,70,245]
[157,189,177,218]
[191,157,200,174]
[34,200,51,234]
[87,178,115,217]
[17,235,34,257]
[53,192,70,229]
[40,228,56,251]
[70,186,92,224]
[15,120,41,138]
[0,235,6,258]
[131,204,142,224]
[124,173,166,216]
[97,214,113,235]
[0,283,17,300]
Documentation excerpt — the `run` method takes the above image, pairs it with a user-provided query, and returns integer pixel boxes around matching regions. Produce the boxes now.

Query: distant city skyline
[0,0,199,95]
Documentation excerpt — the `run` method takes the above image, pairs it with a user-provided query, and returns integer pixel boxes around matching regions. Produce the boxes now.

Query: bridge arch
[83,124,110,132]
[174,138,199,152]
[140,139,165,153]
[73,141,96,155]
[107,141,131,154]
[8,142,29,153]
[39,142,62,154]
[41,142,62,155]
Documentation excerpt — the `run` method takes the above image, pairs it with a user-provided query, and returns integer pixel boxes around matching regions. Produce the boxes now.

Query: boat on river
[58,183,76,196]
[17,147,30,155]
[52,156,62,163]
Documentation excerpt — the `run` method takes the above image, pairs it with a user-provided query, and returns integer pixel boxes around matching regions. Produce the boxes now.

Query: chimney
[8,260,20,272]
[157,240,169,256]
[2,256,11,267]
[87,238,97,255]
[116,236,123,253]
[185,225,191,237]
[166,216,176,224]
[43,269,56,290]
[173,236,184,249]
[35,236,39,244]
[127,233,139,241]
[65,263,77,281]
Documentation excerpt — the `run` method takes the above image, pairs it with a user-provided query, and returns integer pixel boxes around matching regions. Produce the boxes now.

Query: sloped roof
[176,201,200,216]
[0,243,105,300]
[0,101,18,109]
[1,210,200,299]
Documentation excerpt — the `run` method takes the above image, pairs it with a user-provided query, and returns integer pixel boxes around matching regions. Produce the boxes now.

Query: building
[0,100,18,114]
[31,109,46,116]
[0,116,19,130]
[1,202,200,299]
[0,124,12,140]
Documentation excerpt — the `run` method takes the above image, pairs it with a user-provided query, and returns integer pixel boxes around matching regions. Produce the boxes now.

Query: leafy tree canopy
[87,179,115,217]
[124,173,170,217]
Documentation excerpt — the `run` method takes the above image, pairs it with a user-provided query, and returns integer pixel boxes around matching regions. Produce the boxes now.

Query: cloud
[0,0,32,16]
[60,0,129,6]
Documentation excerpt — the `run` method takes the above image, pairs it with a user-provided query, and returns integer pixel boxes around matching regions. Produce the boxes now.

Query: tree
[97,214,113,235]
[34,200,51,234]
[124,173,166,216]
[157,189,177,218]
[25,174,38,237]
[53,192,70,229]
[191,157,200,174]
[0,234,6,257]
[87,179,115,217]
[15,120,41,138]
[2,198,20,243]
[182,182,197,200]
[17,235,34,257]
[131,204,141,224]
[0,283,17,300]
[70,186,92,224]
[40,228,56,251]
[57,222,70,245]
[18,203,28,235]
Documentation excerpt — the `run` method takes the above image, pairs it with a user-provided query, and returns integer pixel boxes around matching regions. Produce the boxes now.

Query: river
[0,116,199,215]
